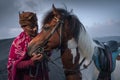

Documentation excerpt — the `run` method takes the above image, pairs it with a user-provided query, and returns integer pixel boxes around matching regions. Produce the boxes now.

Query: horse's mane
[68,15,86,42]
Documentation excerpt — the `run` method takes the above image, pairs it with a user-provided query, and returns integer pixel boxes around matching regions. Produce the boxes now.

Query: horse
[28,4,83,80]
[27,4,120,80]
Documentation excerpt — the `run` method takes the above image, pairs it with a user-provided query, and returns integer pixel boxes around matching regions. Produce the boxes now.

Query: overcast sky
[0,0,120,39]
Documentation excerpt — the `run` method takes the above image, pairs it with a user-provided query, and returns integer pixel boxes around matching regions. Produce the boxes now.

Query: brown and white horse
[27,4,120,80]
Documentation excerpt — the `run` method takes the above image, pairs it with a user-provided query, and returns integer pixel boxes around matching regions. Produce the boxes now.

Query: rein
[80,59,92,71]
[29,18,64,78]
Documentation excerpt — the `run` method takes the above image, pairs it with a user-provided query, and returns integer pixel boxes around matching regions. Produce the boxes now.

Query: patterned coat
[7,31,49,80]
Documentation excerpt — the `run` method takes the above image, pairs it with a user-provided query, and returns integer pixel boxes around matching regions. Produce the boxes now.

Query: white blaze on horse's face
[67,38,78,64]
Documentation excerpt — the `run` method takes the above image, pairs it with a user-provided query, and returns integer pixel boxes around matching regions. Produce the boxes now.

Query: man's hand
[31,53,43,62]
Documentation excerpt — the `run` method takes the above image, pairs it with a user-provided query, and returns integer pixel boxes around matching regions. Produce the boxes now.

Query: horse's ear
[19,11,23,17]
[52,4,57,15]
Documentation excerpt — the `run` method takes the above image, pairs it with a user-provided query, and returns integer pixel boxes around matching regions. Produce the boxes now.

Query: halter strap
[31,19,64,55]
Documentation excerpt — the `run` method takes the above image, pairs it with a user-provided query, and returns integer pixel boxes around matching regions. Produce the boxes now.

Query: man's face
[22,24,38,38]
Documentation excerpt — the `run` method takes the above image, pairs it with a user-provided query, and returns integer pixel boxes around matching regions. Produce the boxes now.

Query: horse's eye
[43,25,51,31]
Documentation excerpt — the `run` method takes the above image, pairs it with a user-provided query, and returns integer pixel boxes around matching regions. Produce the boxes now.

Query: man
[7,12,49,80]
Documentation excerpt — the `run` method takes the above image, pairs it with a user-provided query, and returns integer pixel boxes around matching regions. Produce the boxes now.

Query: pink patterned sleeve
[7,32,32,80]
[16,59,34,69]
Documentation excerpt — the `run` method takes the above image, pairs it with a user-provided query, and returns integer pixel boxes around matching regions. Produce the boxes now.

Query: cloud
[0,0,120,39]
[87,20,120,38]
[14,0,41,12]
[0,27,22,39]
[9,28,22,36]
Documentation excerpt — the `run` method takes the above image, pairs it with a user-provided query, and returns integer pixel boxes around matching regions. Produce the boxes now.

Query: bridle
[29,16,64,78]
[32,16,64,55]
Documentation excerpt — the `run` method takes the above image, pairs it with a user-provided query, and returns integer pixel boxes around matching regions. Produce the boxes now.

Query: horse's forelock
[42,8,69,25]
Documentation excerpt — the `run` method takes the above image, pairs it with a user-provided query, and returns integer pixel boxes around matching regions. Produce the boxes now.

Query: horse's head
[28,4,80,56]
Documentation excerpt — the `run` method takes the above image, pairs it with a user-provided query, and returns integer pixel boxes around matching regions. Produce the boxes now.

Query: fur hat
[19,11,38,27]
